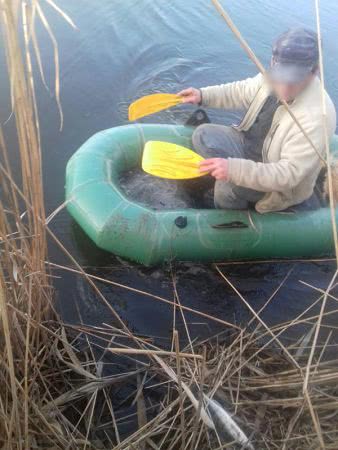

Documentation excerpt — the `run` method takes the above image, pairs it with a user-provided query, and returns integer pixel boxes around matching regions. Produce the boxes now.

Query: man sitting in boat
[178,28,336,213]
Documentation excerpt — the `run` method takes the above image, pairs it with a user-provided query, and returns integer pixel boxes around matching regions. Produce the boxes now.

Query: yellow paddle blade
[128,93,182,121]
[142,141,205,179]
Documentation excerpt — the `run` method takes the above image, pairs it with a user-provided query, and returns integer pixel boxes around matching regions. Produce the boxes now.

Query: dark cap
[269,28,319,84]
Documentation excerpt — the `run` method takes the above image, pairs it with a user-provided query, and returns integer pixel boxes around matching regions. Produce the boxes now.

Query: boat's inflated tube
[65,124,338,265]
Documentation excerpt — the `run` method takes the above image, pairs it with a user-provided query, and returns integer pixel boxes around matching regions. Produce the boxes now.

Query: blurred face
[269,62,316,102]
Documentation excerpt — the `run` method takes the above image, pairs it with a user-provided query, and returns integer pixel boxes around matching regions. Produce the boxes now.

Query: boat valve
[174,216,188,229]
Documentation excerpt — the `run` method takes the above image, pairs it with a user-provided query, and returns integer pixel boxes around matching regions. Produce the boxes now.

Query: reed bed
[7,308,335,450]
[1,0,338,449]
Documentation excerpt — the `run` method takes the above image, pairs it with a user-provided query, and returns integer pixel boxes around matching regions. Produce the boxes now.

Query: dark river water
[2,0,338,344]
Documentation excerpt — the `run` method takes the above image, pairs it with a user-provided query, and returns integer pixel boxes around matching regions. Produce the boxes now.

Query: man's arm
[200,73,263,110]
[178,73,263,111]
[200,112,335,193]
[227,120,327,192]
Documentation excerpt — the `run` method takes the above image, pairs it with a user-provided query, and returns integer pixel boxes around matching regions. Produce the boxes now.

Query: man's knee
[192,124,244,159]
[192,124,215,158]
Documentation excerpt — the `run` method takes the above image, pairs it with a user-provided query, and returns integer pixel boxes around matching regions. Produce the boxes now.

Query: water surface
[1,0,338,345]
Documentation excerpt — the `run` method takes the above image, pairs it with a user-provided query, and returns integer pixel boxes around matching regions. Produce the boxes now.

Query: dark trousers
[192,124,263,209]
[191,123,321,211]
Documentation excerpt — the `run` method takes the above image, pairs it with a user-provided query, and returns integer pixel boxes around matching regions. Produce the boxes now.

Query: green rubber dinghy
[65,124,338,266]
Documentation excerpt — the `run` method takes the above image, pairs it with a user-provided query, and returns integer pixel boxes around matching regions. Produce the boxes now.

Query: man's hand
[199,158,229,181]
[177,87,201,104]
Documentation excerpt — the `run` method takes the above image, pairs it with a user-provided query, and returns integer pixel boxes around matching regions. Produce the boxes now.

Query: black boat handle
[211,221,248,229]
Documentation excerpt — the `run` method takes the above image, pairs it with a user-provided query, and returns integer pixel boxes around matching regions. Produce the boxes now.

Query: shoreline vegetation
[1,1,338,449]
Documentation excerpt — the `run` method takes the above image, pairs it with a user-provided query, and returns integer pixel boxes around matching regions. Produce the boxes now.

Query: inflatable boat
[65,124,338,265]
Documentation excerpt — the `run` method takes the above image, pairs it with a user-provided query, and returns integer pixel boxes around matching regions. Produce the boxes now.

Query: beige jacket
[201,74,336,213]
